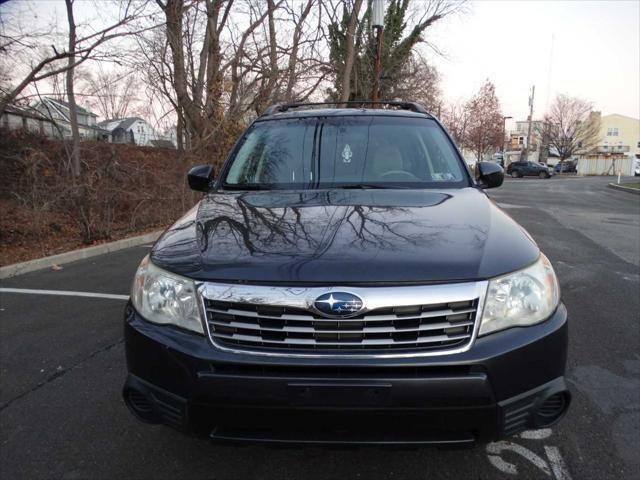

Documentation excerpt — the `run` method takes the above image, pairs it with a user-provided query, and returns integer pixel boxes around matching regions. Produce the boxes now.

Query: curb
[608,183,640,196]
[0,230,164,279]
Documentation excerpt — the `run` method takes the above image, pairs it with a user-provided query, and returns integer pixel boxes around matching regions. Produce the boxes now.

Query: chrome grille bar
[210,332,471,346]
[198,281,488,359]
[208,319,474,334]
[206,306,477,323]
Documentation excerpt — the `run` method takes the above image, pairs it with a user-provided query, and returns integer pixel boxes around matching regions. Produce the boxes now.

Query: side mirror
[187,165,214,192]
[476,161,504,189]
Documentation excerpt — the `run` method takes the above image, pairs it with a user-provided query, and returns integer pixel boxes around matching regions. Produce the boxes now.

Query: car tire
[539,172,548,179]
[511,171,520,178]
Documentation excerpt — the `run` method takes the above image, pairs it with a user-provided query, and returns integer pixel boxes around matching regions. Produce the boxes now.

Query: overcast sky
[427,0,640,126]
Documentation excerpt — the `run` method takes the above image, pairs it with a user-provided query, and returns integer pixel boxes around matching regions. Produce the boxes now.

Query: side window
[420,129,462,182]
[226,119,315,185]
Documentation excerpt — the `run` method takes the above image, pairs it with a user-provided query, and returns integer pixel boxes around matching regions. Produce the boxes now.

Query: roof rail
[262,101,431,117]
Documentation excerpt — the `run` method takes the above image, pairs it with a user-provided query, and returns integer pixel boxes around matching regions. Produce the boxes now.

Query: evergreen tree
[327,0,462,102]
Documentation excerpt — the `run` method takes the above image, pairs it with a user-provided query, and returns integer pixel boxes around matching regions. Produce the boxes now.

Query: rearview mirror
[187,165,214,192]
[476,162,504,189]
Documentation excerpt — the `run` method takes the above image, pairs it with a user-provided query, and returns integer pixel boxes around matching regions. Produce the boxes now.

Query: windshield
[223,116,469,189]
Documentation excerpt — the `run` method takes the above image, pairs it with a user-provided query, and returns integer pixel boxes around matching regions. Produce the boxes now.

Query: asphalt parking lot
[1,176,639,480]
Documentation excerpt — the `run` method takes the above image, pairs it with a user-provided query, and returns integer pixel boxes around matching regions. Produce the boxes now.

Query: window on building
[607,127,619,136]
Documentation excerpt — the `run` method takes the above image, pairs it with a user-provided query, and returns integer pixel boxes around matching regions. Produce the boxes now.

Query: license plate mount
[287,382,392,407]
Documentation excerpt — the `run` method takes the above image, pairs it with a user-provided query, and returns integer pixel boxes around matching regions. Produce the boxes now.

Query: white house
[32,97,108,140]
[98,117,174,148]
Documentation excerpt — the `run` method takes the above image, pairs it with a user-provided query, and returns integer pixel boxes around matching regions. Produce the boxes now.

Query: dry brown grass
[0,127,241,265]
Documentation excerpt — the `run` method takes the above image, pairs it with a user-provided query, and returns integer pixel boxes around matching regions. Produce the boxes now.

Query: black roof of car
[256,101,434,121]
[255,108,433,121]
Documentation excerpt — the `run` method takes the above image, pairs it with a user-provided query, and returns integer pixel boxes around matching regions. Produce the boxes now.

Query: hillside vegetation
[0,130,226,265]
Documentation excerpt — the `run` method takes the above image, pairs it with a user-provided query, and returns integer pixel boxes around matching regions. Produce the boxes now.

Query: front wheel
[511,171,520,178]
[539,171,549,179]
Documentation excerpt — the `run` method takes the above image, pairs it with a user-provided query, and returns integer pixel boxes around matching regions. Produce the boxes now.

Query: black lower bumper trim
[209,426,476,446]
[499,377,571,435]
[123,302,569,444]
[124,372,569,444]
[123,375,188,430]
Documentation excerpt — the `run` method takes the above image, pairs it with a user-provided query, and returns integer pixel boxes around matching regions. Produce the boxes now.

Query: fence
[577,157,635,176]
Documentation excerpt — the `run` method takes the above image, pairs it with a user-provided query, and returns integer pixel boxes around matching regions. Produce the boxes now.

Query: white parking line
[545,446,573,480]
[0,288,129,301]
[496,202,532,209]
[486,429,572,479]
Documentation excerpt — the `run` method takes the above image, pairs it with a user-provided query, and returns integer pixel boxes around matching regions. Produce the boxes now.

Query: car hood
[151,188,539,284]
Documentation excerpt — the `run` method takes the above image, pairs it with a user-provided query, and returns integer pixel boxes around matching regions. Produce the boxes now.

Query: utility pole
[502,115,512,165]
[371,0,385,105]
[523,85,535,161]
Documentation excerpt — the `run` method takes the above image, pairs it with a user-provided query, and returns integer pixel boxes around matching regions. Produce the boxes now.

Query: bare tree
[441,100,470,145]
[463,80,503,161]
[82,67,140,120]
[338,0,363,102]
[388,52,441,111]
[157,0,238,151]
[145,0,326,148]
[65,0,82,178]
[0,1,153,117]
[538,94,601,163]
[282,0,318,102]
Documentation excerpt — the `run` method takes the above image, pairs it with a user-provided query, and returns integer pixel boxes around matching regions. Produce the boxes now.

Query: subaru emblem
[314,292,364,318]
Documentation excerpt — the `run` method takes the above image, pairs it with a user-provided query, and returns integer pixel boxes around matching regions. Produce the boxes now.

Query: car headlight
[131,255,204,334]
[479,254,560,336]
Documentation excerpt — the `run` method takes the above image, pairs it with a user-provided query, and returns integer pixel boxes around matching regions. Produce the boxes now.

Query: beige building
[505,120,546,165]
[593,113,640,159]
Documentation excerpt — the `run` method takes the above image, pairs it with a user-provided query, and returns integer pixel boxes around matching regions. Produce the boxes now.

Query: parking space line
[0,288,129,301]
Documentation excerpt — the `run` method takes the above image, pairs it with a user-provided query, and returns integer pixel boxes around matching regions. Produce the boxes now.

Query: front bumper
[123,302,570,445]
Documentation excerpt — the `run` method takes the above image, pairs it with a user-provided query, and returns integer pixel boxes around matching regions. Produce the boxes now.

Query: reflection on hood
[151,188,538,284]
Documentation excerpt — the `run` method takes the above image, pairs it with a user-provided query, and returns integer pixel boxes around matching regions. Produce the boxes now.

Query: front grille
[203,296,479,354]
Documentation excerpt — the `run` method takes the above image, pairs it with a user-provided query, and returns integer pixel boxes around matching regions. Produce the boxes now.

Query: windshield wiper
[222,183,273,191]
[335,183,389,190]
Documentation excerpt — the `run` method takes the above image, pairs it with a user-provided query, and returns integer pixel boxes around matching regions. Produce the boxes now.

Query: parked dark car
[507,160,553,178]
[554,161,577,173]
[123,101,570,446]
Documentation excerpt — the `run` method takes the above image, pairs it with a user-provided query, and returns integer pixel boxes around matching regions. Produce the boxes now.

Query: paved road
[1,176,639,479]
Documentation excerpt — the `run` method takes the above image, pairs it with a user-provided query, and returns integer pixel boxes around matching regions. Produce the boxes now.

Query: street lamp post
[371,0,385,105]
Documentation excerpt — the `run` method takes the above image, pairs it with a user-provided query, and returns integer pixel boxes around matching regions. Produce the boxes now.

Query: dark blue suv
[123,102,570,446]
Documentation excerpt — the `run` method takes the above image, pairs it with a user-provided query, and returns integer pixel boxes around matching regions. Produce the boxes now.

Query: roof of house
[35,97,98,123]
[47,98,97,116]
[97,117,146,132]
